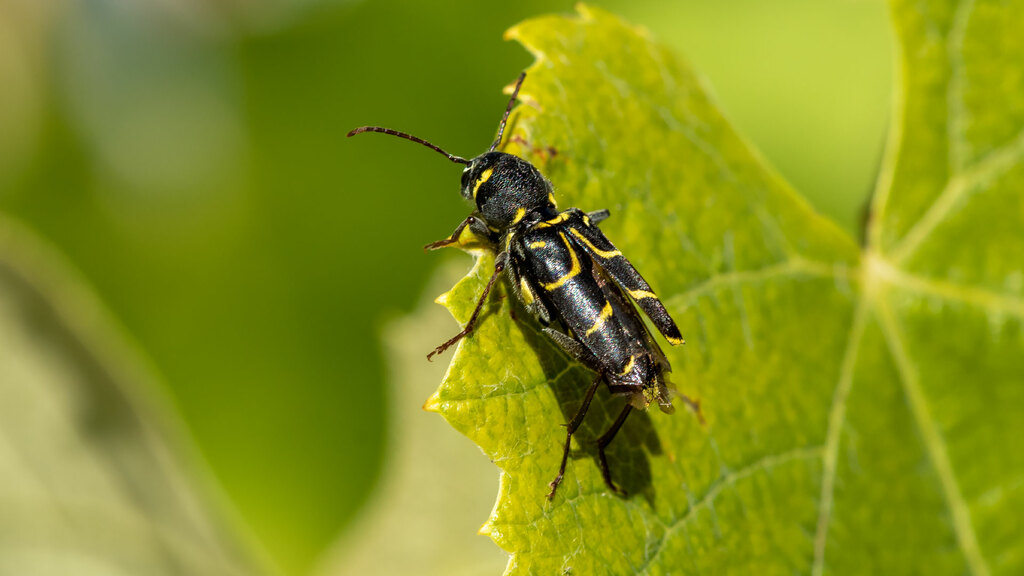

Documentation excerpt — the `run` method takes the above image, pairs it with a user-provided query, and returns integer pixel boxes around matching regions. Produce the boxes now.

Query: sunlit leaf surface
[426,4,1023,574]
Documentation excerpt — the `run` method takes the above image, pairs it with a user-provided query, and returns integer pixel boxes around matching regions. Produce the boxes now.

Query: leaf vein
[811,296,871,575]
[636,445,824,574]
[872,255,1024,319]
[889,123,1024,264]
[947,0,975,174]
[875,297,990,575]
[664,257,843,312]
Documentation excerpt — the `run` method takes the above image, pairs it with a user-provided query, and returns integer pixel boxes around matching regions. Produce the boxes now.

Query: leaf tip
[422,391,443,413]
[576,2,625,26]
[502,24,522,42]
[434,291,450,307]
[573,2,595,20]
[477,519,495,537]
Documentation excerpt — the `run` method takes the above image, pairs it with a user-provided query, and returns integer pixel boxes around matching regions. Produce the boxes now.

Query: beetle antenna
[347,126,470,165]
[489,72,526,152]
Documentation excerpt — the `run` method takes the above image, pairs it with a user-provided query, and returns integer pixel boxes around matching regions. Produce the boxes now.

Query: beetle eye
[461,169,471,189]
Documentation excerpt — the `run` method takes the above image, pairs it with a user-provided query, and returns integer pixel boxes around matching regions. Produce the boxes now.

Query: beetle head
[461,151,553,229]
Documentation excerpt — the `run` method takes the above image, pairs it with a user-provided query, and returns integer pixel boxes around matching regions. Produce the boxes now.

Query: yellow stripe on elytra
[541,232,581,291]
[583,301,614,337]
[535,212,570,228]
[617,355,636,377]
[666,335,686,346]
[628,289,658,300]
[569,228,622,259]
[472,167,494,199]
[519,277,535,305]
[511,207,526,225]
[529,241,546,249]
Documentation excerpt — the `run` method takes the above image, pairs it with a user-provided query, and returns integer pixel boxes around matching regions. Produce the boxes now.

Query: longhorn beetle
[349,72,700,499]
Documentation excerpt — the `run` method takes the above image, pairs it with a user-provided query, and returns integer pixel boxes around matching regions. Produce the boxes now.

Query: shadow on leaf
[512,300,664,505]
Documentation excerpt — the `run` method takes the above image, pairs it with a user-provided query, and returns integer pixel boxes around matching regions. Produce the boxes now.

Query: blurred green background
[0,0,890,573]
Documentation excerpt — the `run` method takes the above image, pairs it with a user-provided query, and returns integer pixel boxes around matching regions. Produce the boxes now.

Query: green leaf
[425,4,1023,574]
[313,261,507,576]
[0,217,262,576]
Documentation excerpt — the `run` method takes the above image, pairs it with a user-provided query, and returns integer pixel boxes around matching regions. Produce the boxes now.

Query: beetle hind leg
[547,373,603,500]
[541,328,599,367]
[596,403,633,497]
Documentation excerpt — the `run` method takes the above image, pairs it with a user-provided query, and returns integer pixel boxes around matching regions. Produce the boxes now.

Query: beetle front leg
[424,215,494,251]
[427,252,508,360]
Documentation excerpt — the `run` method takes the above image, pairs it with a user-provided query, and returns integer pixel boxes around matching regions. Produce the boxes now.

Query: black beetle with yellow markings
[349,72,700,499]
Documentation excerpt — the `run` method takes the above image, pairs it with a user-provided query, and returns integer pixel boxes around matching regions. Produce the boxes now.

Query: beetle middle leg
[547,373,604,500]
[427,252,508,360]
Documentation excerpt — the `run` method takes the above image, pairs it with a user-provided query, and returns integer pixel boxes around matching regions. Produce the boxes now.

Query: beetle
[349,72,699,499]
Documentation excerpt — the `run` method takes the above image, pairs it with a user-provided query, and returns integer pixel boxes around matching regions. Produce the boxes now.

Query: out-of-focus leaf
[424,4,1022,574]
[313,261,507,576]
[0,217,262,576]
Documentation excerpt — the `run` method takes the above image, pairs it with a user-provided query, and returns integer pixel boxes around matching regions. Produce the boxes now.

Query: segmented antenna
[489,72,527,152]
[348,71,526,160]
[346,126,470,165]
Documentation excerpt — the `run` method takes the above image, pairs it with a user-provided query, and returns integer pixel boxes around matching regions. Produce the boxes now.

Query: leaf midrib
[809,260,1001,576]
[811,0,1019,571]
[823,21,1017,575]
